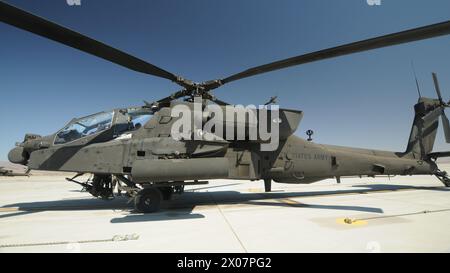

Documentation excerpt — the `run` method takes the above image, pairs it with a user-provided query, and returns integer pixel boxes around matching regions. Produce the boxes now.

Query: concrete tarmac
[1,165,450,253]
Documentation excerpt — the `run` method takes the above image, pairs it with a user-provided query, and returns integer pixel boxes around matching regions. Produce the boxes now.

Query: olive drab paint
[2,1,450,212]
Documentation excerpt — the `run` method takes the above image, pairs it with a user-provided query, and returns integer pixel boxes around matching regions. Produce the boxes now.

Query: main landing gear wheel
[134,187,162,213]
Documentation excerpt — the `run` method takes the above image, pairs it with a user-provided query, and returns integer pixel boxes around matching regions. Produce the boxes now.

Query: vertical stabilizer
[406,73,450,159]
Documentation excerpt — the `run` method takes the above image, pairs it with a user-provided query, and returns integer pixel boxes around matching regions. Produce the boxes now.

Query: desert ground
[1,162,450,253]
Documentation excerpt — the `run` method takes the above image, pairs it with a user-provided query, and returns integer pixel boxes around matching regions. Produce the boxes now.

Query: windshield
[126,109,152,131]
[54,111,114,144]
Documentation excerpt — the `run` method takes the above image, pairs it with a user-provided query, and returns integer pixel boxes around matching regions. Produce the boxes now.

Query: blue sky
[1,0,450,160]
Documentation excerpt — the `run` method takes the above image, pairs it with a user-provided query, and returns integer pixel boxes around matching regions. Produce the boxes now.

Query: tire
[134,188,162,213]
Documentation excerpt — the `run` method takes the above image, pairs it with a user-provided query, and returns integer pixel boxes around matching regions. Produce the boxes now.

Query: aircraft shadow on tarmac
[1,183,448,222]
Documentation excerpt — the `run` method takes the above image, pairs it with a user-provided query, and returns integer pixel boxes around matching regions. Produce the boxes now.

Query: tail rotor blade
[432,72,444,104]
[441,111,450,143]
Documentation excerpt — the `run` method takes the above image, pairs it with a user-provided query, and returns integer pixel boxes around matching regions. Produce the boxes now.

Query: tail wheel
[134,188,162,213]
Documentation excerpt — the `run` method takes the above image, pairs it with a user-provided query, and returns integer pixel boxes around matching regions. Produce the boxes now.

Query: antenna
[411,61,422,98]
[264,96,278,106]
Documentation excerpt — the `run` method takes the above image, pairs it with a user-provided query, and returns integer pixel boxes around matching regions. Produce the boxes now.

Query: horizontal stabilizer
[428,151,450,159]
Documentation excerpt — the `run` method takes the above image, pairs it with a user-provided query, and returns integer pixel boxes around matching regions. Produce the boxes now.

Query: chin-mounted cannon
[8,133,51,165]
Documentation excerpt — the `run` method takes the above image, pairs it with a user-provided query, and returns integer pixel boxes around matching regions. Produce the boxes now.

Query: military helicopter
[2,1,450,213]
[0,166,29,177]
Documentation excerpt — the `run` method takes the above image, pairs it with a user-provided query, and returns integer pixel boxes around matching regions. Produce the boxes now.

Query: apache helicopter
[2,1,450,212]
[0,166,29,177]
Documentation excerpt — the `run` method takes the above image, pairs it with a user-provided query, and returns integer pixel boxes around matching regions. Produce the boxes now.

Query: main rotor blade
[218,20,450,86]
[0,1,180,83]
[441,112,450,143]
[210,97,230,106]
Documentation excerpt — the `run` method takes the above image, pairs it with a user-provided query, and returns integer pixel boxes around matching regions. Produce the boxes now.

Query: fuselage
[8,101,439,185]
[268,135,436,184]
[11,133,436,185]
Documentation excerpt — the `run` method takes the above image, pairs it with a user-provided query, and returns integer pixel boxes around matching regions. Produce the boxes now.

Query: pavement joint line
[0,205,131,212]
[0,234,139,249]
[207,191,248,253]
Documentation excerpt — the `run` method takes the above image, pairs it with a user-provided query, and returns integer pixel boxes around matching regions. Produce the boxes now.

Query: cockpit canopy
[54,108,152,145]
[55,111,114,145]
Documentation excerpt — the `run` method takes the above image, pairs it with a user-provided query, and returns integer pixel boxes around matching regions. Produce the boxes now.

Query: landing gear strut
[89,175,114,199]
[264,178,272,192]
[159,186,174,200]
[67,174,205,213]
[66,174,114,199]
